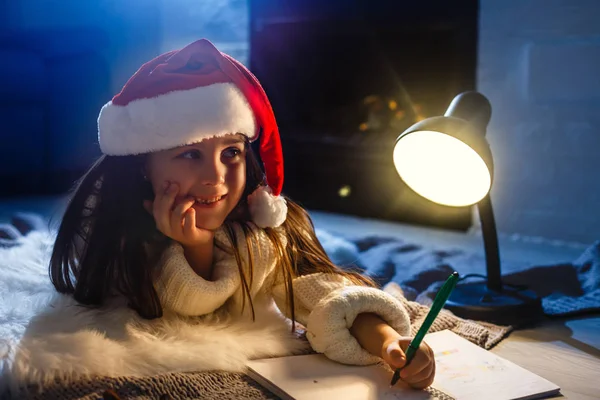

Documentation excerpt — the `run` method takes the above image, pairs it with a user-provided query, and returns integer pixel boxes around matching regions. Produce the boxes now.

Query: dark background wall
[1,0,162,194]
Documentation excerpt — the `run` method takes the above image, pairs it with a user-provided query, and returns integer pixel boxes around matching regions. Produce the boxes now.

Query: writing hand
[382,336,436,389]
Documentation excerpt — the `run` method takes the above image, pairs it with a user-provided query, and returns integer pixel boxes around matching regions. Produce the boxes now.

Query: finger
[155,182,178,234]
[408,370,435,390]
[183,208,196,238]
[400,350,431,380]
[385,341,406,369]
[404,362,434,384]
[173,197,195,233]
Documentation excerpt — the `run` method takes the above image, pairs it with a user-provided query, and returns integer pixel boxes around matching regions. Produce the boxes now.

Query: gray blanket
[16,372,277,400]
[316,230,600,317]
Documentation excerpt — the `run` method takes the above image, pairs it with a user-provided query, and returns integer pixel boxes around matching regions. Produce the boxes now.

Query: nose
[198,155,225,186]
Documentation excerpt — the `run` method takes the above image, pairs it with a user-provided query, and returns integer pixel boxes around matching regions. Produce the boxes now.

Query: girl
[47,39,435,390]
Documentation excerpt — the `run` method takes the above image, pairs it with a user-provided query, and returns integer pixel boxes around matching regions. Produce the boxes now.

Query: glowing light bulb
[393,130,491,207]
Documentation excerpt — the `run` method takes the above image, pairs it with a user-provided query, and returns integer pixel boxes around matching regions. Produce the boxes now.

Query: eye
[177,150,201,160]
[222,147,243,159]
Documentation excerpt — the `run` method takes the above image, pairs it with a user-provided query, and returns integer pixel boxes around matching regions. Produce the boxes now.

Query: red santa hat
[97,39,287,228]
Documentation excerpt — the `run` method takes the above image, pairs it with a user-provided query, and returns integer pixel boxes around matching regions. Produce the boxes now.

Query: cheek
[225,163,246,196]
[147,155,172,190]
[148,163,195,195]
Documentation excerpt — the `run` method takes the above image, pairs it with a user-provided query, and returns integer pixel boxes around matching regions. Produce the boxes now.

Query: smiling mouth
[194,194,227,205]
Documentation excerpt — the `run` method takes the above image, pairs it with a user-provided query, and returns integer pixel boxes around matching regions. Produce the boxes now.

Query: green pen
[390,271,459,387]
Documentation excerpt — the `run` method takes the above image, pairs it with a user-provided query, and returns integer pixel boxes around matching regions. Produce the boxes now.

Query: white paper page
[426,330,560,400]
[247,354,437,400]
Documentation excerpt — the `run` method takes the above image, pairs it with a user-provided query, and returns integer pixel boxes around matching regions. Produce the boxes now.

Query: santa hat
[97,39,287,228]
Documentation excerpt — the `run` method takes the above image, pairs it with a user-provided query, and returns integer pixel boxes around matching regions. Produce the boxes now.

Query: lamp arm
[476,194,503,292]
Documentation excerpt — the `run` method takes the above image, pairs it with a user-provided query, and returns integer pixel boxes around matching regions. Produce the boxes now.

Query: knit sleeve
[271,272,411,366]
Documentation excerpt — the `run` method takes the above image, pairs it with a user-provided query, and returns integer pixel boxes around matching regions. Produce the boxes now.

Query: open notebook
[246,330,560,400]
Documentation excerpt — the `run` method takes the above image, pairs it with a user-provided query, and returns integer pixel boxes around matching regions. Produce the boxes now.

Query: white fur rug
[0,230,308,393]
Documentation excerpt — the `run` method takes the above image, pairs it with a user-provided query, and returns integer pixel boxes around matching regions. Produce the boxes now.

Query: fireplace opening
[250,0,479,230]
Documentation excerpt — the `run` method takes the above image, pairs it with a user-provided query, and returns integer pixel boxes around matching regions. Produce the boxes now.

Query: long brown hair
[49,140,373,322]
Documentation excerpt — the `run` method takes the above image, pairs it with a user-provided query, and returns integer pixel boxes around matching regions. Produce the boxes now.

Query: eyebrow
[221,135,246,145]
[177,135,246,152]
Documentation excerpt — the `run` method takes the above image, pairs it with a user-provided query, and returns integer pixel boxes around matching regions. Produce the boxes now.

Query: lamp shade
[393,95,495,207]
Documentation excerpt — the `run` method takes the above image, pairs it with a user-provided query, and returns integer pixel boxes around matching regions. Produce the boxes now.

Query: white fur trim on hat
[98,83,256,155]
[248,186,288,228]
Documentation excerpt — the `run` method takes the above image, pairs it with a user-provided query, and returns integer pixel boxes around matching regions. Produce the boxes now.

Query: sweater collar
[153,225,244,316]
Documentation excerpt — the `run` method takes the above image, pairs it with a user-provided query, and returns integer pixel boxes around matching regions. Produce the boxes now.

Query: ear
[140,154,153,181]
[140,166,149,181]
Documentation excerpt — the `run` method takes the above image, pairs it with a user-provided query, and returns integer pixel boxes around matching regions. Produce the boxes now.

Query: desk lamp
[393,91,542,324]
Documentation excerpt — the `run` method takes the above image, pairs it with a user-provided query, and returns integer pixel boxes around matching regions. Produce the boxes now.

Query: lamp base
[445,282,543,326]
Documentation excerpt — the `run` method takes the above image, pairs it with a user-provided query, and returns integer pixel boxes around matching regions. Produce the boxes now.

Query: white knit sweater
[153,223,411,366]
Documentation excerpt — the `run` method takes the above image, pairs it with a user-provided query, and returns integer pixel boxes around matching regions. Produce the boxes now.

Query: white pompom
[247,186,288,228]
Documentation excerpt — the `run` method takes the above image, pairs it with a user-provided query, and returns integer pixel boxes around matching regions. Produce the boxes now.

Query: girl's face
[145,134,247,231]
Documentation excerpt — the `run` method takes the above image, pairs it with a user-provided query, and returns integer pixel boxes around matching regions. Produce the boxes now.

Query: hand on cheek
[143,181,214,247]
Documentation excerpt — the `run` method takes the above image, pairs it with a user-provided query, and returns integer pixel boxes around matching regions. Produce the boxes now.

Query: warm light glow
[393,130,491,207]
[338,185,351,198]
